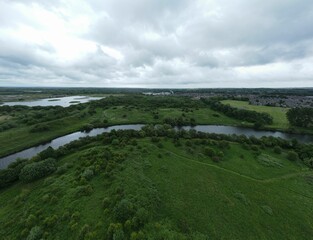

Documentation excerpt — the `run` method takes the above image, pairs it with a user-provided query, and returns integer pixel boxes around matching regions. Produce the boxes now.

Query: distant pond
[0,124,312,169]
[1,96,103,107]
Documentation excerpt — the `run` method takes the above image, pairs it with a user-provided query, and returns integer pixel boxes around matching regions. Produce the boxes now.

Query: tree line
[287,107,313,128]
[202,98,273,126]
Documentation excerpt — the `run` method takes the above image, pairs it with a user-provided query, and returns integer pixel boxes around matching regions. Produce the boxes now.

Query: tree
[287,107,313,127]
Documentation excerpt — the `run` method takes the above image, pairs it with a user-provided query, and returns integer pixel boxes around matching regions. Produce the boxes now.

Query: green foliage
[102,197,111,208]
[222,99,289,130]
[74,185,93,197]
[114,199,135,222]
[204,147,215,157]
[81,123,94,132]
[25,214,37,227]
[287,107,313,127]
[287,151,299,161]
[19,158,56,183]
[26,226,42,240]
[29,123,50,133]
[234,192,250,205]
[81,168,94,181]
[39,146,56,159]
[203,99,273,125]
[0,115,313,240]
[273,146,282,154]
[43,215,58,228]
[257,154,283,168]
[0,159,27,188]
[261,205,273,216]
[303,158,313,168]
[163,116,196,126]
[107,223,124,240]
[78,224,91,240]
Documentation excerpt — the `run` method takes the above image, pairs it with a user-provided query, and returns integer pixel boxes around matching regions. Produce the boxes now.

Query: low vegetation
[0,125,312,239]
[1,92,313,239]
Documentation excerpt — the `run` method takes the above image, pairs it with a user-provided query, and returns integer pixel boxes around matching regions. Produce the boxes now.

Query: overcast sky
[1,0,313,88]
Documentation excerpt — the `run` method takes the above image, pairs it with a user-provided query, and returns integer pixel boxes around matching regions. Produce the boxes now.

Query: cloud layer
[1,0,313,88]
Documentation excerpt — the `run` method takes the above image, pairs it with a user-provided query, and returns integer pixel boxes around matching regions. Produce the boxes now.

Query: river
[0,124,312,169]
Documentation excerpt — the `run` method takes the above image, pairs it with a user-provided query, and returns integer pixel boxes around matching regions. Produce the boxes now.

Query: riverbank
[2,124,313,169]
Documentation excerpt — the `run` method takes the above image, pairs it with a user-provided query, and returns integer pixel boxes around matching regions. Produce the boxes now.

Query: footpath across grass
[0,136,312,239]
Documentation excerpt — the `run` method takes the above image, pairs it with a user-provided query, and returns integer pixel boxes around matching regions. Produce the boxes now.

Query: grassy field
[222,100,290,129]
[102,106,243,125]
[0,137,312,239]
[0,109,103,158]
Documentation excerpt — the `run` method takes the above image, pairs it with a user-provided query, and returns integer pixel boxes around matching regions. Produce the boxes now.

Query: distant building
[142,91,173,96]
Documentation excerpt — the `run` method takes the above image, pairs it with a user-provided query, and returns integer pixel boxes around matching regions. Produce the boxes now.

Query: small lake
[1,96,102,107]
[0,124,312,169]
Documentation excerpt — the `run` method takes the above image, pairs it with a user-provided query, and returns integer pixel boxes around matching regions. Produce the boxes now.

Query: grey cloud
[1,0,313,87]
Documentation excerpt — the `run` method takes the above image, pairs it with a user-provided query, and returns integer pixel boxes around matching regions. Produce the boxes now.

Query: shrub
[0,168,20,188]
[114,199,135,222]
[81,124,94,132]
[56,165,68,175]
[287,151,299,161]
[74,185,93,197]
[273,146,282,154]
[19,158,57,183]
[150,137,159,143]
[81,168,94,181]
[212,156,221,163]
[102,197,111,209]
[78,224,90,240]
[25,214,37,227]
[111,139,120,146]
[39,146,56,160]
[43,215,58,228]
[204,147,215,157]
[0,159,28,188]
[251,145,259,151]
[133,208,149,228]
[107,223,124,240]
[261,205,273,216]
[304,158,313,168]
[26,226,42,240]
[30,123,50,133]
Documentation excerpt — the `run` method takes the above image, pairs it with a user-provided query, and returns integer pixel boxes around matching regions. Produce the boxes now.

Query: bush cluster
[19,158,57,183]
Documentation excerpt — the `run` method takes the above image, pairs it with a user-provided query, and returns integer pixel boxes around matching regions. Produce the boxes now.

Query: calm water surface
[1,96,102,107]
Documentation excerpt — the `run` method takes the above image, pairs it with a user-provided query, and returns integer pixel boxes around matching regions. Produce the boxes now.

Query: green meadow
[0,137,312,239]
[1,95,313,239]
[222,100,290,129]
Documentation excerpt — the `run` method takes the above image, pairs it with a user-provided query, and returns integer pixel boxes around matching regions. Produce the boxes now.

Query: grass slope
[0,137,312,239]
